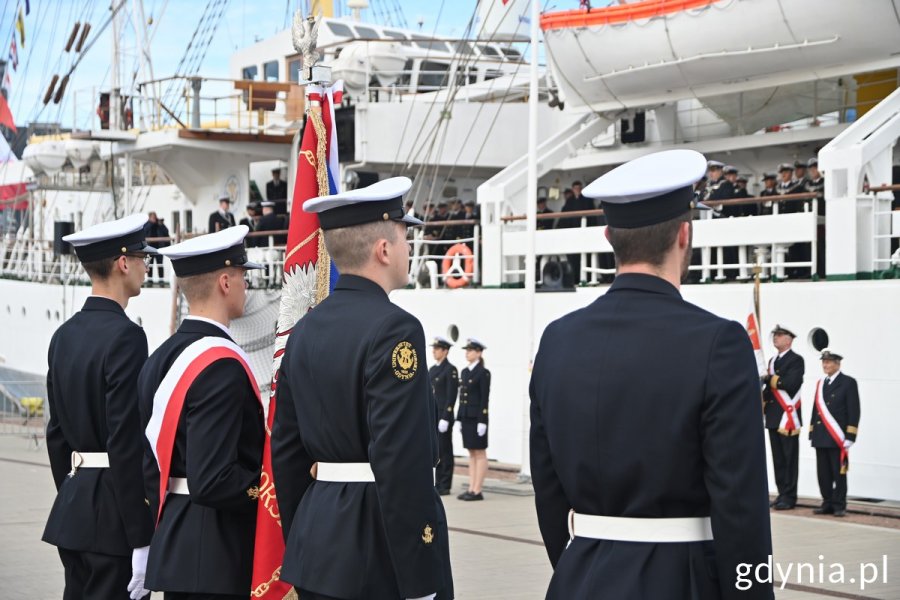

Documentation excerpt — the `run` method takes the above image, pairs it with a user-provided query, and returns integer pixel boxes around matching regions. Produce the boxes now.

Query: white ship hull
[2,276,898,502]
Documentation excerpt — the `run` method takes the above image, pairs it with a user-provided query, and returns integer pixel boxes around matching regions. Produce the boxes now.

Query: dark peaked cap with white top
[582,149,709,229]
[63,213,158,262]
[158,225,263,277]
[303,177,423,230]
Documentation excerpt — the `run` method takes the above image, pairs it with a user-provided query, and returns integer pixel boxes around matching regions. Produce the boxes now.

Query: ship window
[808,328,829,352]
[418,61,450,90]
[288,57,303,83]
[412,36,450,53]
[327,22,354,38]
[242,65,258,80]
[354,25,379,39]
[264,61,279,82]
[455,66,478,86]
[453,41,475,56]
[477,44,500,57]
[500,47,522,61]
[484,69,503,81]
[384,30,411,46]
[447,324,459,343]
[397,59,414,88]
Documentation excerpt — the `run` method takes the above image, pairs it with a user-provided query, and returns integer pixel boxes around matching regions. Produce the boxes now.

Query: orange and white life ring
[442,243,474,289]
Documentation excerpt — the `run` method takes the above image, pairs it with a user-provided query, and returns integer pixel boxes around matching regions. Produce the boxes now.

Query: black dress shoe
[774,502,795,510]
[833,509,846,517]
[437,489,451,496]
[457,491,472,500]
[769,500,778,508]
[461,492,484,501]
[813,506,833,515]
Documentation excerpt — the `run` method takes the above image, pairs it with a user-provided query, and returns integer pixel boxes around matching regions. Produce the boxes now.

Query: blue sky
[0,0,497,130]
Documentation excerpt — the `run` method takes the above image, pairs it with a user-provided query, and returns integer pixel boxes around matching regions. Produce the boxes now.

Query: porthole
[447,324,459,343]
[808,327,829,352]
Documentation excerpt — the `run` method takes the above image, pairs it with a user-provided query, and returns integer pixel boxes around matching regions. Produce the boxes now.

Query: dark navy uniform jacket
[208,210,235,233]
[430,360,459,424]
[43,296,154,556]
[763,350,805,432]
[137,318,264,595]
[810,372,861,448]
[272,274,453,600]
[456,362,490,424]
[530,274,773,600]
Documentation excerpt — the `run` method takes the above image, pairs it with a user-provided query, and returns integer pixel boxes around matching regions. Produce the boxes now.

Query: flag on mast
[745,298,766,376]
[250,81,343,600]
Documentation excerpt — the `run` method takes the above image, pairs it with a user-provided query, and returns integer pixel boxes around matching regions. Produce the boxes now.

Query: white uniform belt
[317,462,376,482]
[70,451,109,473]
[168,477,190,495]
[569,511,713,543]
[316,462,437,484]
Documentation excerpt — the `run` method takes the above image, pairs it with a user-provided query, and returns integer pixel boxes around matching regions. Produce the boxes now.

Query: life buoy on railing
[442,243,474,289]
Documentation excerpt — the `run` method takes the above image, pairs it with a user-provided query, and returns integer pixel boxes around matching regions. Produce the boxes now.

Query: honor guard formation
[43,150,873,599]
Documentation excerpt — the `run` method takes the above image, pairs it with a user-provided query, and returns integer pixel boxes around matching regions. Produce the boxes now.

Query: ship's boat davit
[541,0,900,131]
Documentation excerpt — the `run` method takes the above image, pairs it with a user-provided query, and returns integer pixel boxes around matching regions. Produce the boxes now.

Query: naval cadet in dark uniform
[431,336,459,496]
[456,339,490,501]
[810,349,860,517]
[138,225,265,600]
[44,214,158,599]
[208,194,237,233]
[266,166,288,215]
[530,149,773,600]
[271,177,453,600]
[759,172,779,215]
[762,324,805,510]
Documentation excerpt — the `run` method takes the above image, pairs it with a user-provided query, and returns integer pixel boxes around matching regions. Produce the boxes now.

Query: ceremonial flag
[745,298,766,376]
[250,80,343,600]
[16,8,25,48]
[8,39,17,71]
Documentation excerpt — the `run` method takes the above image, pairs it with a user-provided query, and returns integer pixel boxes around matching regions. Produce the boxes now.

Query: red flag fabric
[251,82,342,600]
[0,95,16,133]
[745,300,766,376]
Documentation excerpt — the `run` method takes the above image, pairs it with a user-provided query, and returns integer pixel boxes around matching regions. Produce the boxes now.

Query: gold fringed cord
[309,105,332,301]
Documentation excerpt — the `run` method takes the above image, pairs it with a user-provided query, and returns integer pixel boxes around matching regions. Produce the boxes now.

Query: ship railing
[407,221,481,288]
[0,391,46,446]
[865,184,900,272]
[498,193,823,284]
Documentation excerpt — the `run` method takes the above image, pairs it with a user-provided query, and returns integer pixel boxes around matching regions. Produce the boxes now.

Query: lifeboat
[541,0,900,128]
[22,141,68,175]
[332,41,408,96]
[63,139,97,169]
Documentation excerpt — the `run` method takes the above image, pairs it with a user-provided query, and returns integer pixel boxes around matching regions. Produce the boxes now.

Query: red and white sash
[769,357,800,433]
[145,337,261,523]
[813,379,849,473]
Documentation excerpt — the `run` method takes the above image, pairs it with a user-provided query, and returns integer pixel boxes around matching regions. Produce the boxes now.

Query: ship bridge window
[264,60,279,82]
[354,25,380,39]
[412,36,450,53]
[242,65,258,80]
[456,66,478,86]
[288,57,303,83]
[418,61,450,90]
[484,69,503,81]
[384,30,411,46]
[453,41,475,56]
[477,44,500,57]
[327,21,354,38]
[500,47,522,61]
[397,59,414,88]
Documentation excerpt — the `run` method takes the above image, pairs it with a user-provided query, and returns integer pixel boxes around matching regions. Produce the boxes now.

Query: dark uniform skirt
[461,418,488,450]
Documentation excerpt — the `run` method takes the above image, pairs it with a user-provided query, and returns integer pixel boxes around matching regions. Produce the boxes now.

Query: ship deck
[2,435,898,599]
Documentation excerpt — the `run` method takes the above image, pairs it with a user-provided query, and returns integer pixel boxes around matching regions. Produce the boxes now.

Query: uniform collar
[777,348,792,359]
[826,371,842,384]
[607,273,681,299]
[177,316,234,340]
[334,274,389,299]
[83,295,126,314]
[184,315,232,337]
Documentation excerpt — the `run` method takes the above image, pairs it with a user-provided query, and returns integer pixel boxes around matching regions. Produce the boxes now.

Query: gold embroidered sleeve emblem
[422,524,434,544]
[392,341,418,381]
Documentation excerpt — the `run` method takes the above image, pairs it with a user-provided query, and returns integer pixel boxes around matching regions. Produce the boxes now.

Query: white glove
[477,422,487,437]
[454,420,462,432]
[127,546,151,599]
[407,595,436,600]
[438,419,449,433]
[843,439,854,449]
